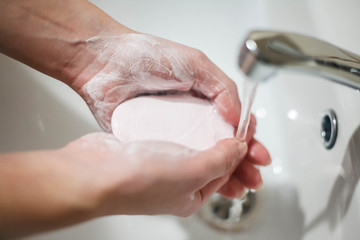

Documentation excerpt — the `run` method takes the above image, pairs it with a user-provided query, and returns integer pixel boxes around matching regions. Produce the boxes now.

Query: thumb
[196,139,248,180]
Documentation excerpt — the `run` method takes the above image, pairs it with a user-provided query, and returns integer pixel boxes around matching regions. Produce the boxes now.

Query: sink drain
[198,192,257,231]
[321,109,338,149]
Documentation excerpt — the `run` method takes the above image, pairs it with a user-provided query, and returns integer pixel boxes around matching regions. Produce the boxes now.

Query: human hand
[62,132,247,217]
[218,115,271,198]
[73,33,241,132]
[72,32,270,199]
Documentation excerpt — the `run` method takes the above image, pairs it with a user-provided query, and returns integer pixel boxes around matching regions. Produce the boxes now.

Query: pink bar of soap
[111,94,234,150]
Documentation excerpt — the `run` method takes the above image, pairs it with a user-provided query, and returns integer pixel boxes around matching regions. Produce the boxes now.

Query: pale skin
[0,0,271,238]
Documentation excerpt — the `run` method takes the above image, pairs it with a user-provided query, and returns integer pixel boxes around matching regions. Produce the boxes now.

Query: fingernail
[251,144,272,165]
[236,188,248,199]
[267,151,272,165]
[258,181,264,190]
[253,181,264,191]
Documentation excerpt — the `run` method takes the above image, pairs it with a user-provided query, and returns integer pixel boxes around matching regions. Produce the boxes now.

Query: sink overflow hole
[321,109,338,149]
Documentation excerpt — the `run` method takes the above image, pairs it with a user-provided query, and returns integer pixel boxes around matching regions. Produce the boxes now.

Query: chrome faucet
[238,30,360,90]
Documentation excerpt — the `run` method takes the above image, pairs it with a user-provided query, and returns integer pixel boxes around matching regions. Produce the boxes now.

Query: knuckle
[218,140,238,169]
[193,49,208,61]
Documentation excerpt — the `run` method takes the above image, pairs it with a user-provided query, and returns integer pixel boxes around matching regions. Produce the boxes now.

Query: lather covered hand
[76,33,241,131]
[74,33,271,198]
[0,0,271,237]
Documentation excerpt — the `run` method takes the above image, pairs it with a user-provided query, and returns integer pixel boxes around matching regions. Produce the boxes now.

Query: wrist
[53,148,145,219]
[51,1,136,90]
[50,148,106,219]
[0,150,101,237]
[0,0,134,90]
[63,26,136,92]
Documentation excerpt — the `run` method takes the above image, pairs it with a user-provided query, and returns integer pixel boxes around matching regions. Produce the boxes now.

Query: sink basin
[1,0,360,239]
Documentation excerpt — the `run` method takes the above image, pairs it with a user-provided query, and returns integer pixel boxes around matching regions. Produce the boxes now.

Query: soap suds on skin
[111,94,235,151]
[81,34,235,132]
[82,34,196,132]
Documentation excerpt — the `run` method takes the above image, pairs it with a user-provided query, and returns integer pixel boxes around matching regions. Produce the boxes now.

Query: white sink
[1,1,360,239]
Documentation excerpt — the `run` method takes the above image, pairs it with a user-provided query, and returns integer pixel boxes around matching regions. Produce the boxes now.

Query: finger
[194,139,247,180]
[194,174,231,204]
[234,161,263,190]
[190,54,241,127]
[217,175,246,199]
[247,139,271,166]
[213,87,241,127]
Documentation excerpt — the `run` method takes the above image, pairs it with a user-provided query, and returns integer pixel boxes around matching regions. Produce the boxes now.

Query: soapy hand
[0,0,270,236]
[75,33,241,132]
[63,132,247,217]
[74,33,271,198]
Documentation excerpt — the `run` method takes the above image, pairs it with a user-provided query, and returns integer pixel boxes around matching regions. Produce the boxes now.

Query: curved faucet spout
[238,31,360,90]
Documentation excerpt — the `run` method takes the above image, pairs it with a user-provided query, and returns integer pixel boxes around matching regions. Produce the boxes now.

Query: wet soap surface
[111,94,235,150]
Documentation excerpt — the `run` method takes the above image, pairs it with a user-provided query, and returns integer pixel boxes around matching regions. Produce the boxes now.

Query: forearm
[0,0,133,88]
[0,150,101,238]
